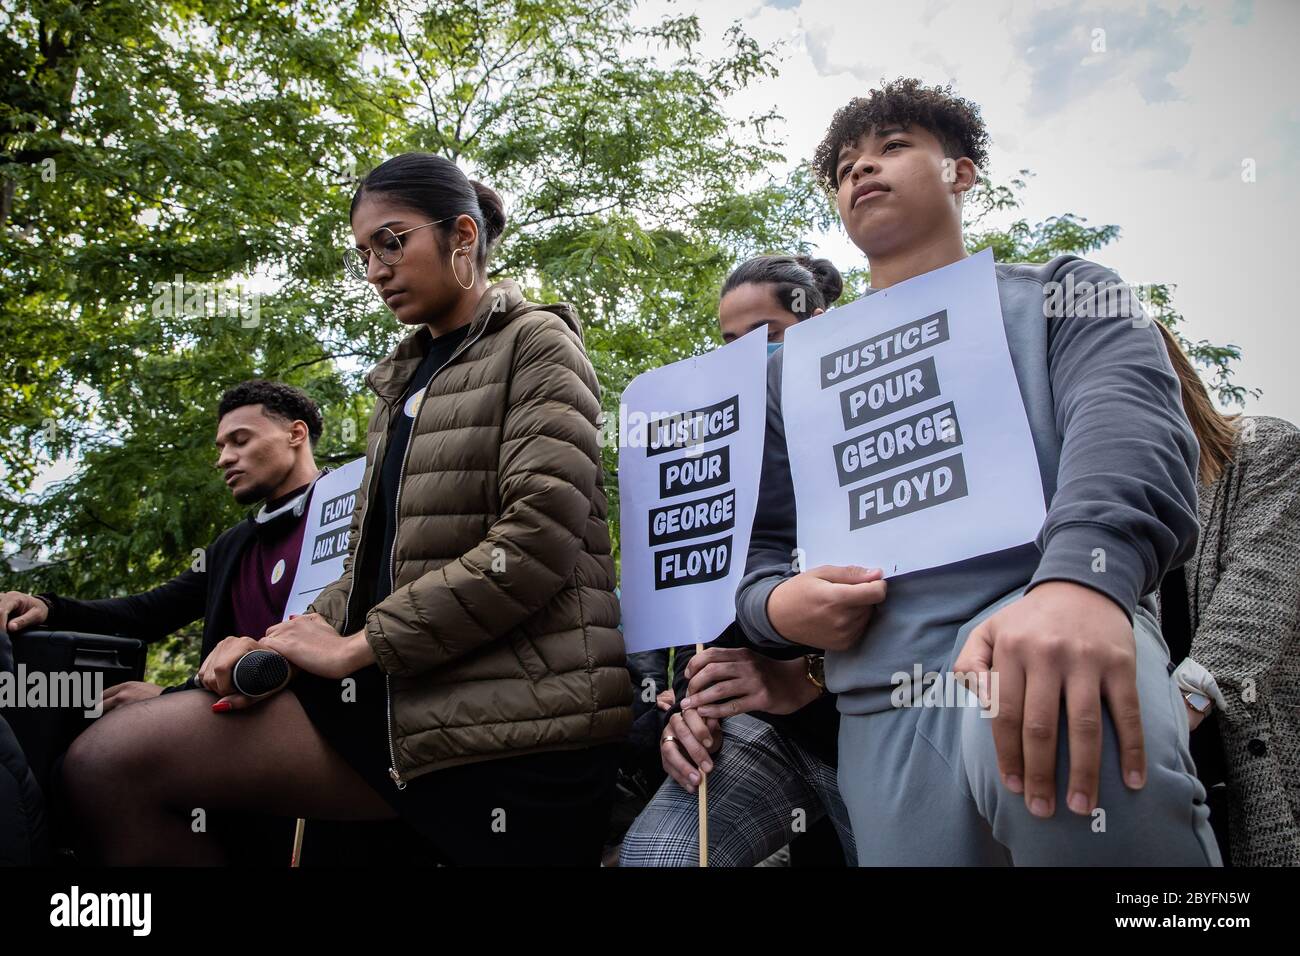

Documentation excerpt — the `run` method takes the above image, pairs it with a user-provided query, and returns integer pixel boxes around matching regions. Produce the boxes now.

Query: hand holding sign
[766,565,887,651]
[679,646,822,719]
[660,708,720,794]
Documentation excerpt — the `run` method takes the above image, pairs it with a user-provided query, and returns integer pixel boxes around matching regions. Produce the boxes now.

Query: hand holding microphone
[261,612,376,679]
[232,648,293,697]
[196,614,369,712]
[196,635,294,712]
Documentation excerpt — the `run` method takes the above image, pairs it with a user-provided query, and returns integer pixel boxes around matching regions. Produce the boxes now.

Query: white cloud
[641,0,1300,422]
[1013,1,1202,118]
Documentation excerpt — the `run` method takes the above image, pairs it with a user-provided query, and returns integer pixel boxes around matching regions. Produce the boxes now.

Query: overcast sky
[641,0,1299,423]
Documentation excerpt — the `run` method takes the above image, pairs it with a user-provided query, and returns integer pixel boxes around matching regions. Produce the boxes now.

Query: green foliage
[0,3,1253,683]
[0,0,823,678]
[1137,283,1259,408]
[2,0,392,633]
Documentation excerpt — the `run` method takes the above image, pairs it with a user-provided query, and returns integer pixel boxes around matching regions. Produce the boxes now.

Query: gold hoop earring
[451,246,475,291]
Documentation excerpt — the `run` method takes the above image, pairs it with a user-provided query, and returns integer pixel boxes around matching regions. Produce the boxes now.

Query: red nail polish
[212,700,231,713]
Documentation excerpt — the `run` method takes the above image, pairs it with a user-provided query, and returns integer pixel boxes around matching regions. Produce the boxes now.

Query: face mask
[767,342,783,355]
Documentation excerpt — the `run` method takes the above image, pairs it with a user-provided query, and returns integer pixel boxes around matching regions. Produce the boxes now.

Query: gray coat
[1188,414,1300,865]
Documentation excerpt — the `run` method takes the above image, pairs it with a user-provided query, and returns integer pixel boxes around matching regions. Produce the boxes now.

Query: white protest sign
[283,456,367,619]
[618,327,768,654]
[780,247,1044,576]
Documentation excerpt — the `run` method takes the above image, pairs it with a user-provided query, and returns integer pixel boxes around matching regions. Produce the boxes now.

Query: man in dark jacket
[0,380,326,711]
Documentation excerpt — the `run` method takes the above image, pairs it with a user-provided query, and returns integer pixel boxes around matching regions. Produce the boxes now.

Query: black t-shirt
[372,323,471,606]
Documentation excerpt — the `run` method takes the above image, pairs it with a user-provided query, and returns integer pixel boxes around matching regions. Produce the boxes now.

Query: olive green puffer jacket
[309,279,632,784]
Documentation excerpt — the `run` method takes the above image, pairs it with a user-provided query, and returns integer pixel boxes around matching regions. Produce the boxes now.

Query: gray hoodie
[735,255,1200,715]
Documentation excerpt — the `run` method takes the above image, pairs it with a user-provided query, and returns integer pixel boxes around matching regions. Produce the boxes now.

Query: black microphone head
[232,649,291,698]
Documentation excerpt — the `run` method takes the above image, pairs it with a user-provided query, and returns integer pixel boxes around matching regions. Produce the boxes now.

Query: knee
[618,832,697,868]
[62,712,163,811]
[958,692,1216,865]
[619,805,686,867]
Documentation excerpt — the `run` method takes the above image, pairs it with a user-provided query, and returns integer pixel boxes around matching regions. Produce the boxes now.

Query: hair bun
[795,255,844,305]
[470,180,507,245]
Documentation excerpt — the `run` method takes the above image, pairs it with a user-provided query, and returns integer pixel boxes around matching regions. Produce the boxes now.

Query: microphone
[231,649,292,698]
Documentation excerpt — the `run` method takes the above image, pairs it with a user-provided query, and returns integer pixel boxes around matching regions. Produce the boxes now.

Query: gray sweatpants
[838,587,1222,866]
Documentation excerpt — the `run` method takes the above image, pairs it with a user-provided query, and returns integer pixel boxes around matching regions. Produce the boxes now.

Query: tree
[1,0,826,680]
[2,3,1254,684]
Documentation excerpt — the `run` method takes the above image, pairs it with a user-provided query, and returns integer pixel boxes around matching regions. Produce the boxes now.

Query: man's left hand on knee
[953,581,1145,821]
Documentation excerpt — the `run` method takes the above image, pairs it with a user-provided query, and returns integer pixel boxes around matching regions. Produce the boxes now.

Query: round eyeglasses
[342,217,452,281]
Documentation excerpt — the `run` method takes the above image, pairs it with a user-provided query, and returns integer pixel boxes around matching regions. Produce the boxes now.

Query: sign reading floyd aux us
[618,327,767,654]
[779,248,1044,576]
[283,455,367,619]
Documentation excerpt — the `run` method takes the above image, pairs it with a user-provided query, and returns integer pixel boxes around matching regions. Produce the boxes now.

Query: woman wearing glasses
[64,152,633,865]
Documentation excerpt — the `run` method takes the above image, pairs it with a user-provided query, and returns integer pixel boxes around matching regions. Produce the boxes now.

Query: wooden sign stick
[696,641,708,867]
[290,817,306,867]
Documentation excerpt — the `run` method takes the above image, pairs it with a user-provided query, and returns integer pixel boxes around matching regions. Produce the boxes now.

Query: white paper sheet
[618,327,768,653]
[283,456,367,619]
[780,248,1045,577]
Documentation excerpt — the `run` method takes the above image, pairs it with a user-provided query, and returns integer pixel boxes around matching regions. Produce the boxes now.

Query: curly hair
[813,77,990,194]
[217,380,323,448]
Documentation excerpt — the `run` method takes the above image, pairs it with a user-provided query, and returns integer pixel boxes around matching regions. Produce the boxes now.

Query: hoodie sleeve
[735,350,800,648]
[1028,257,1200,616]
[40,520,227,642]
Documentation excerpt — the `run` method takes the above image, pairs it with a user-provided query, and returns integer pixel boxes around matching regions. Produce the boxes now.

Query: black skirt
[292,665,620,865]
[291,664,395,799]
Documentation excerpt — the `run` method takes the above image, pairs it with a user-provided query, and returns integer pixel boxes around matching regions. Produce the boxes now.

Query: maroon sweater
[229,483,310,639]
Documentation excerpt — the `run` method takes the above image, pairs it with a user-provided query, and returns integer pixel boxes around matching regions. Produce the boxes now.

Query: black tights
[61,688,396,865]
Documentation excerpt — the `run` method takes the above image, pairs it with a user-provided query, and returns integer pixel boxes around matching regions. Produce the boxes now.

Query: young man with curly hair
[725,78,1220,865]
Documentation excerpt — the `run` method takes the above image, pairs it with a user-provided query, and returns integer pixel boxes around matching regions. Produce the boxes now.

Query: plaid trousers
[618,713,856,866]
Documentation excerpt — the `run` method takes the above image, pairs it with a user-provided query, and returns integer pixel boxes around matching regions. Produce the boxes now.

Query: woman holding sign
[63,153,632,865]
[621,254,859,867]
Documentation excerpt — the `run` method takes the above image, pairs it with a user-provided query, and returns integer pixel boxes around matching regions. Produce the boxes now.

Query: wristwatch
[804,654,827,694]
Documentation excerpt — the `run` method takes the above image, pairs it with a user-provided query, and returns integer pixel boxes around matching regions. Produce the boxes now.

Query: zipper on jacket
[337,433,391,784]
[339,446,376,639]
[383,311,491,789]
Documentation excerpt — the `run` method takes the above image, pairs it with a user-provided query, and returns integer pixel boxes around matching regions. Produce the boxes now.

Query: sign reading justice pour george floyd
[618,327,767,654]
[779,248,1045,576]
